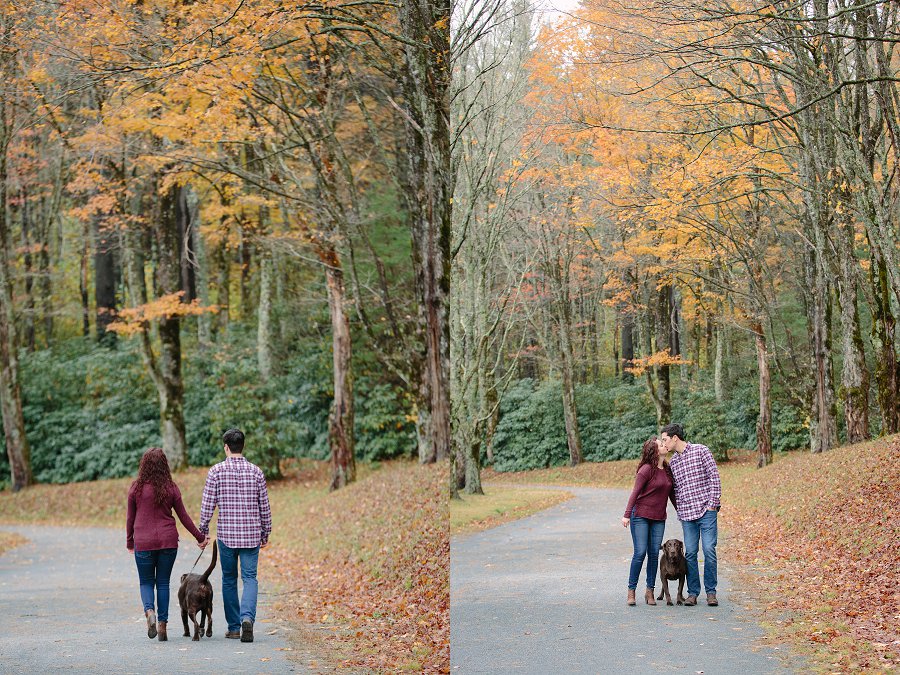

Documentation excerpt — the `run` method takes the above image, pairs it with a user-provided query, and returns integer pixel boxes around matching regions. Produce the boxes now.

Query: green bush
[0,330,418,485]
[772,402,809,452]
[490,376,811,472]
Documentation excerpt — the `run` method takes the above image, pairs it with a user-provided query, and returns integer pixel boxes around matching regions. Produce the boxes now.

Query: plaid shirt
[199,456,272,549]
[668,442,721,522]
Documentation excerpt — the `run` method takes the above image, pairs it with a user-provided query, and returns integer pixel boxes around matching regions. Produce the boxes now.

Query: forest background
[451,0,900,495]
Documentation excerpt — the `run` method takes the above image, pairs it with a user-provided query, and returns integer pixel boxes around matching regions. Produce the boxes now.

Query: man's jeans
[134,548,178,621]
[219,541,260,631]
[681,508,718,597]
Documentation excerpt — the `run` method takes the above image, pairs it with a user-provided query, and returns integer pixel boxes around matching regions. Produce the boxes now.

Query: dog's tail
[201,540,218,583]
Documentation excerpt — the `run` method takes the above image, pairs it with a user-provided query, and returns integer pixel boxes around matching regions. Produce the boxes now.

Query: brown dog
[656,538,687,606]
[178,540,217,640]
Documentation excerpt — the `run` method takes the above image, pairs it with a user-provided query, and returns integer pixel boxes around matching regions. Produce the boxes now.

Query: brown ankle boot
[157,621,167,641]
[626,589,636,606]
[145,609,157,639]
[645,589,657,605]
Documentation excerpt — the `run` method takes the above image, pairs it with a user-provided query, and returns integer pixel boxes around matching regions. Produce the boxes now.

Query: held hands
[198,535,210,549]
[621,517,629,528]
[260,540,269,550]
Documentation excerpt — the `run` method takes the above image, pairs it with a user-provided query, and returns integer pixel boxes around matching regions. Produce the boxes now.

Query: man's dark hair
[660,423,685,442]
[223,428,245,453]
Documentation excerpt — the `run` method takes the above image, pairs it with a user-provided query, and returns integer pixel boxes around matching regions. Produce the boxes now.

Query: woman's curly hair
[637,437,674,484]
[131,447,174,507]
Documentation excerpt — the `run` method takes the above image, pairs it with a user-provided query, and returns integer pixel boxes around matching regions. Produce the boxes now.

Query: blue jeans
[134,548,178,621]
[681,508,718,596]
[219,541,260,631]
[628,509,665,590]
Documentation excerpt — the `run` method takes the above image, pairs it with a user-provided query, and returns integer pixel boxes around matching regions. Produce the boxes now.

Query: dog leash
[188,545,206,574]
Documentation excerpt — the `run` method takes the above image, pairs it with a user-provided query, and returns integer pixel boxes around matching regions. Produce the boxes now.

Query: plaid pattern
[199,456,272,548]
[669,443,721,522]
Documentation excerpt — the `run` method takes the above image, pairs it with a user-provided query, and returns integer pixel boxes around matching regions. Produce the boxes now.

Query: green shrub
[490,376,811,472]
[1,330,418,485]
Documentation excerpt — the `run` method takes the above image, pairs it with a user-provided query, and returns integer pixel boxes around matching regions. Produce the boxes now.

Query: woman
[126,447,207,641]
[622,437,676,606]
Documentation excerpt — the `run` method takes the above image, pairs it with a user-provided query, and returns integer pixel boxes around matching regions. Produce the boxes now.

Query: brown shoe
[707,592,718,606]
[684,595,697,606]
[225,630,241,639]
[645,589,657,606]
[626,589,636,606]
[157,621,167,641]
[146,609,157,639]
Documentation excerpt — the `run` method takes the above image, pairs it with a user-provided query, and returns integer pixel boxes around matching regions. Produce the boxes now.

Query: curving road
[0,525,312,674]
[451,487,803,674]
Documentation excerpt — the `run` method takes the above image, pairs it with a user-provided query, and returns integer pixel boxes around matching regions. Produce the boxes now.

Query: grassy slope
[450,487,573,536]
[0,459,448,674]
[482,438,900,674]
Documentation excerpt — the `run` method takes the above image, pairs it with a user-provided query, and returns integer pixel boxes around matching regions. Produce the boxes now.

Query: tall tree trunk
[752,321,772,468]
[239,225,252,319]
[654,283,672,426]
[321,248,355,490]
[808,254,838,454]
[0,92,33,490]
[18,197,35,352]
[834,219,869,443]
[558,306,583,465]
[190,191,212,347]
[94,218,117,345]
[714,324,726,403]
[176,186,196,303]
[400,0,452,475]
[257,249,273,382]
[869,246,899,435]
[154,186,188,470]
[79,217,90,337]
[621,312,634,383]
[215,239,230,337]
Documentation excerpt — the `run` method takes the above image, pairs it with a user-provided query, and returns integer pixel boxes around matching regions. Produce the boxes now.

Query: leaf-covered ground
[0,530,27,555]
[482,438,900,673]
[0,459,449,673]
[723,436,900,673]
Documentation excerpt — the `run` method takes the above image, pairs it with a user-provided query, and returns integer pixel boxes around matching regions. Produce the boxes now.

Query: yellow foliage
[107,293,218,336]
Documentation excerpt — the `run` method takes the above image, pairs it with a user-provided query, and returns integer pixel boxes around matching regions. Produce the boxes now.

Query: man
[659,423,721,607]
[199,428,272,642]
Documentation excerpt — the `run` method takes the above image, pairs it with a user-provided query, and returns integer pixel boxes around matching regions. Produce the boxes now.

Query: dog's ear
[181,574,187,582]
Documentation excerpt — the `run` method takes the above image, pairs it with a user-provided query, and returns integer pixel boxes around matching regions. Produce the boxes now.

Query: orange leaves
[107,292,218,336]
[624,348,690,376]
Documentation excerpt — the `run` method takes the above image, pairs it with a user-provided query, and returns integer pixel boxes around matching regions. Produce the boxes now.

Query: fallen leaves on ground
[0,530,28,555]
[723,436,900,673]
[0,458,448,673]
[263,461,448,673]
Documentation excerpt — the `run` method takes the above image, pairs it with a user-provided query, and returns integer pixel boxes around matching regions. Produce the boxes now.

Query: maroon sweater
[623,463,677,521]
[126,482,204,551]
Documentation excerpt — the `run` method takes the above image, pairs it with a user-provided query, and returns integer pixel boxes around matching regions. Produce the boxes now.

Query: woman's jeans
[628,510,665,590]
[218,541,260,631]
[681,508,718,597]
[134,548,178,621]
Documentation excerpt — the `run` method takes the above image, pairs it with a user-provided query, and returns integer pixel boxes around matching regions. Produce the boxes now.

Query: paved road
[451,487,801,674]
[0,525,311,674]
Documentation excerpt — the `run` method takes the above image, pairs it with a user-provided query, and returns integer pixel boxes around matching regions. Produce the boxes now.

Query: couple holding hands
[125,429,272,642]
[622,423,722,607]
